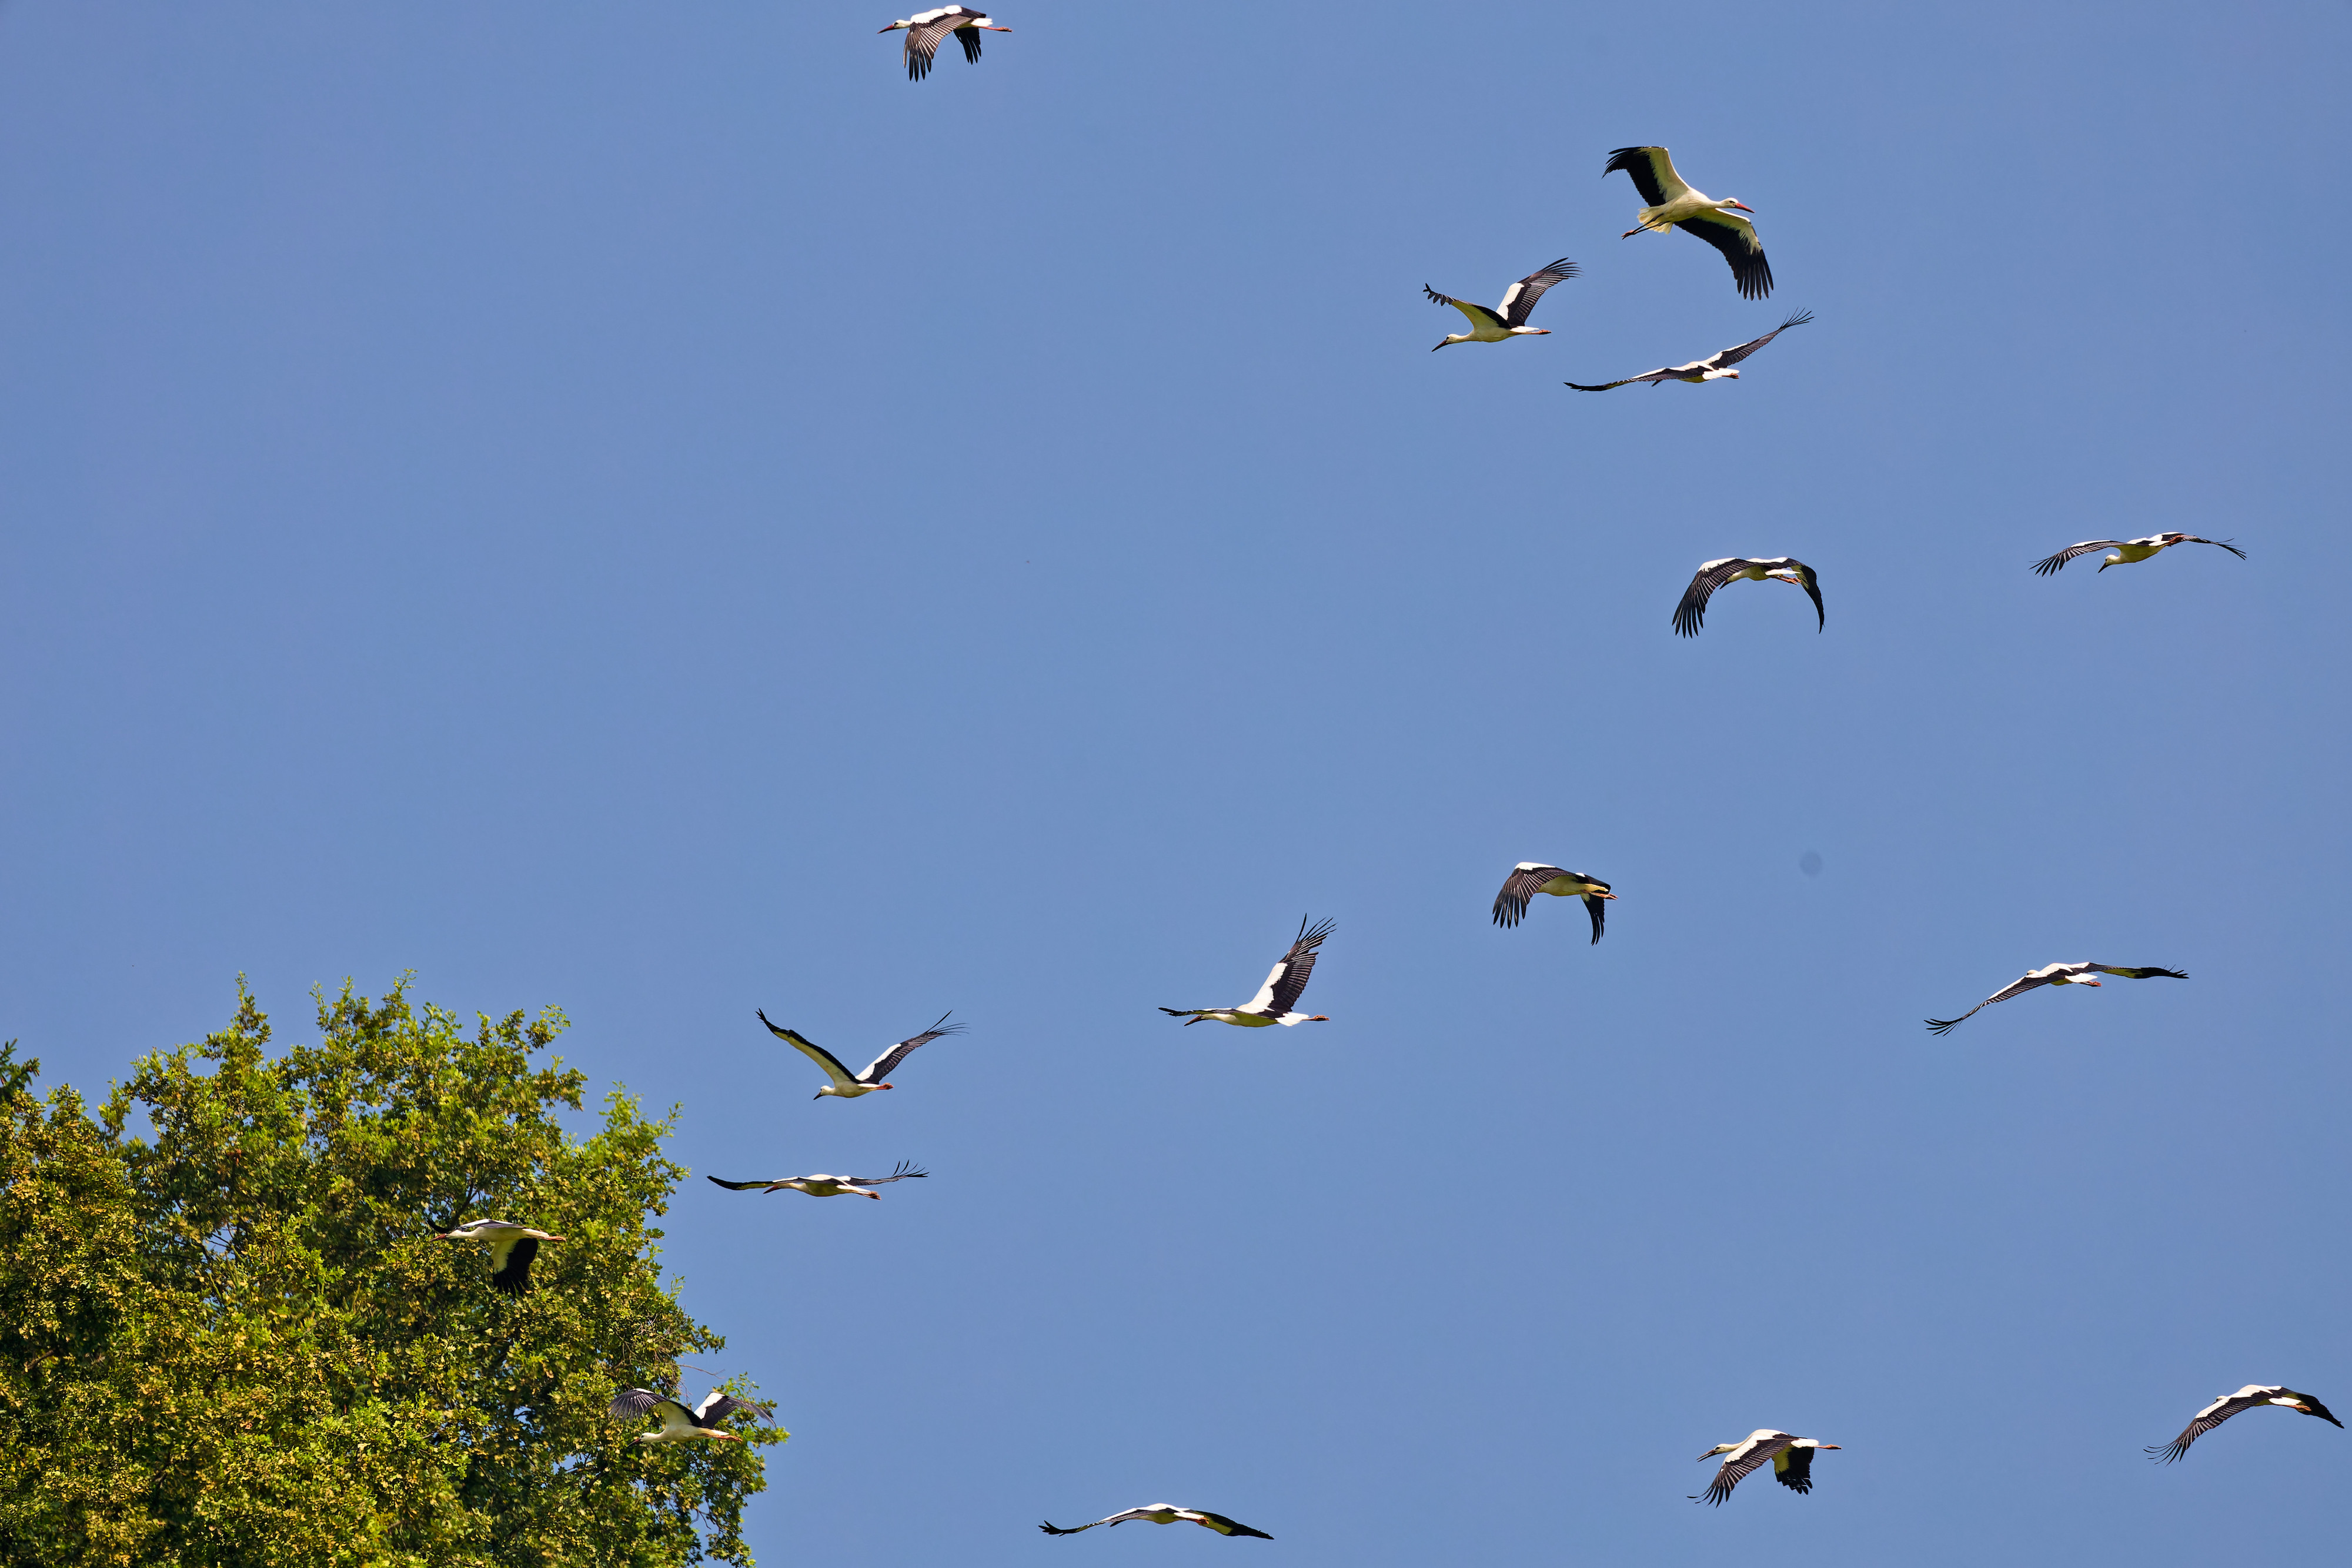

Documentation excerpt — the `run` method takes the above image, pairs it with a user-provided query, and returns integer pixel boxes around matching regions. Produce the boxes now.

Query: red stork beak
[1726,201,1756,214]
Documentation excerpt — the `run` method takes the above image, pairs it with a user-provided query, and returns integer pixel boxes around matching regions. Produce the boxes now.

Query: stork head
[2097,551,2124,571]
[1698,1443,1739,1460]
[879,18,911,31]
[1806,1442,1842,1450]
[1720,199,1755,215]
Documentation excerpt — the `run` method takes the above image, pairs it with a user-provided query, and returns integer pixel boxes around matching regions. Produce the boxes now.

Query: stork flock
[406,9,2299,1554]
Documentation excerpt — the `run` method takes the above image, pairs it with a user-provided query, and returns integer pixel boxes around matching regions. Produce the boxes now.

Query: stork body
[1424,259,1579,349]
[1160,916,1333,1027]
[1693,1430,1840,1506]
[1926,961,2187,1035]
[880,8,1008,81]
[1673,557,1823,637]
[707,1161,927,1199]
[610,1386,766,1444]
[2032,533,2247,575]
[434,1218,564,1295]
[1492,864,1616,944]
[1604,146,1773,298]
[759,1010,963,1098]
[1566,310,1811,391]
[2149,1385,2343,1463]
[1041,1505,1272,1539]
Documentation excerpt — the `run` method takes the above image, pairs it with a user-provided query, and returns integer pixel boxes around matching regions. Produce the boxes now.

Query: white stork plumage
[707,1160,928,1199]
[880,7,1008,81]
[759,1009,963,1098]
[1605,146,1773,299]
[1424,258,1579,349]
[609,1386,767,1444]
[1492,864,1616,943]
[1673,557,1824,637]
[1159,916,1333,1027]
[1926,961,2187,1034]
[433,1218,564,1295]
[2032,533,2247,576]
[1566,310,1812,392]
[1041,1505,1273,1539]
[1692,1430,1840,1506]
[2149,1385,2343,1463]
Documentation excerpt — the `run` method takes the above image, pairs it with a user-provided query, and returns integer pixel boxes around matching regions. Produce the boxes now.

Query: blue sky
[3,2,2348,1563]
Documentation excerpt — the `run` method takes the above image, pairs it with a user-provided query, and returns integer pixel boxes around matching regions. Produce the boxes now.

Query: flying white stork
[1492,864,1616,944]
[1692,1430,1840,1506]
[1673,557,1824,637]
[1041,1505,1273,1539]
[2032,533,2247,576]
[2149,1385,2343,1462]
[1604,146,1773,299]
[609,1385,768,1444]
[880,7,1009,81]
[706,1160,928,1199]
[1424,258,1580,349]
[1926,961,2187,1034]
[1566,310,1812,391]
[759,1009,963,1098]
[1159,916,1333,1027]
[433,1218,564,1295]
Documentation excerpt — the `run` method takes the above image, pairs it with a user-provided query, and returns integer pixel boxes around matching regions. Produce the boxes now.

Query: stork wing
[609,1387,667,1419]
[2030,540,2126,576]
[1043,1509,1155,1534]
[1926,971,2058,1034]
[1564,369,1677,392]
[1673,559,1755,638]
[1497,258,1579,328]
[1492,865,1567,929]
[1603,145,1684,206]
[2147,1392,2265,1462]
[706,1176,779,1192]
[1693,1437,1790,1506]
[857,1014,964,1083]
[1675,210,1773,299]
[848,1160,928,1186]
[1774,1445,1817,1493]
[2087,965,2189,981]
[1582,893,1608,946]
[1783,559,1826,631]
[1187,1512,1274,1539]
[1245,916,1334,1015]
[1424,286,1505,333]
[2176,534,2249,560]
[487,1235,540,1296]
[692,1390,766,1426]
[759,1011,861,1092]
[1707,309,1812,370]
[957,18,987,63]
[903,11,971,79]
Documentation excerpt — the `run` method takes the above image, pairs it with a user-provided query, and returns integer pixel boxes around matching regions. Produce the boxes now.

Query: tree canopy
[0,982,782,1567]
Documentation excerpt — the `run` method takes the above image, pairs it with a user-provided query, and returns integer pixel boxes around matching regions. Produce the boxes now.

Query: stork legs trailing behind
[1693,1431,1840,1505]
[1492,864,1616,943]
[1604,146,1773,299]
[880,8,1008,81]
[1042,1506,1272,1539]
[1673,558,1823,637]
[1160,916,1333,1027]
[2149,1386,2342,1462]
[1926,961,2186,1034]
[1567,311,1812,392]
[1425,259,1579,349]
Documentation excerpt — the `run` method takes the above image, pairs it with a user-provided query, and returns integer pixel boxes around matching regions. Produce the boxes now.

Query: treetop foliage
[0,981,782,1567]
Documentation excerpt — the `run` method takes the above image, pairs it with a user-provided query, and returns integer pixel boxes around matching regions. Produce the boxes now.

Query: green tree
[0,983,782,1567]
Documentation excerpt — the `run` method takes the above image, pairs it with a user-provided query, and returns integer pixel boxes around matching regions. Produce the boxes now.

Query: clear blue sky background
[2,2,2347,1563]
